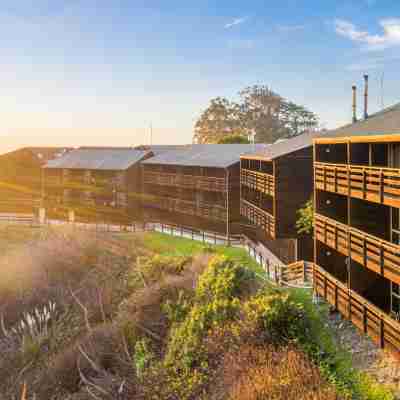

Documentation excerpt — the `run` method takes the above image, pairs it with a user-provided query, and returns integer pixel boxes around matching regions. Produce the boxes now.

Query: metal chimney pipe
[364,74,369,119]
[352,85,357,123]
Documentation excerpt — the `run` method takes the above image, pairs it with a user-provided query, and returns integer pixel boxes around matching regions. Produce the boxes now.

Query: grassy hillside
[0,148,42,213]
[0,225,394,400]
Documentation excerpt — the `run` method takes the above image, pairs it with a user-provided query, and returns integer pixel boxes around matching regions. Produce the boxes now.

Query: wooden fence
[281,261,313,287]
[241,169,275,197]
[314,264,400,352]
[240,199,276,239]
[315,162,400,208]
[315,213,400,285]
[144,195,227,222]
[143,171,226,192]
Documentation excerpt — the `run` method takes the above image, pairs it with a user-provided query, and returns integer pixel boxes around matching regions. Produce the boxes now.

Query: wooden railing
[240,199,275,239]
[281,261,313,286]
[144,195,227,221]
[315,213,400,284]
[314,264,400,352]
[315,162,400,208]
[143,171,226,192]
[241,169,275,197]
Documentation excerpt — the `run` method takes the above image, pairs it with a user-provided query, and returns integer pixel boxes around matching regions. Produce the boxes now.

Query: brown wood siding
[275,147,314,238]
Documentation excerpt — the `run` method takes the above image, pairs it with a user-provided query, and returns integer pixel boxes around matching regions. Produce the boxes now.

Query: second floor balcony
[143,170,226,192]
[315,162,400,208]
[240,199,275,239]
[144,194,227,221]
[315,213,400,284]
[241,168,274,197]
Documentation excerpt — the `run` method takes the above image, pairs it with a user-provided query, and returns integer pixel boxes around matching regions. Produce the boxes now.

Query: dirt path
[328,311,400,398]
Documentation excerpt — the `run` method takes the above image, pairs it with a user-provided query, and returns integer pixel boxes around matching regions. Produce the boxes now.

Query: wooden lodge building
[43,147,152,220]
[240,132,320,264]
[313,102,400,351]
[141,144,267,235]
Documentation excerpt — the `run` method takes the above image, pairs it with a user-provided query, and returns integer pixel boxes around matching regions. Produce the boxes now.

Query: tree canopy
[217,134,250,144]
[193,85,319,144]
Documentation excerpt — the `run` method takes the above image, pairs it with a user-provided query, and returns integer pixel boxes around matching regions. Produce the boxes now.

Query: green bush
[282,290,394,400]
[244,290,308,344]
[157,255,251,398]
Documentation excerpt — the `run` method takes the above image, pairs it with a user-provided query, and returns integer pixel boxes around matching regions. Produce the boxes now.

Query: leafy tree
[193,97,244,144]
[296,199,314,235]
[239,85,287,143]
[217,134,250,144]
[193,85,319,144]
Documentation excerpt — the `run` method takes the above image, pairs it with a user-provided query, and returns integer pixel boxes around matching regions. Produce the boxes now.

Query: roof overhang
[240,154,273,162]
[314,133,400,145]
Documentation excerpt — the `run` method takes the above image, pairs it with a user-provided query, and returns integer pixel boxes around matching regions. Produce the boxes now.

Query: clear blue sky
[1,0,399,153]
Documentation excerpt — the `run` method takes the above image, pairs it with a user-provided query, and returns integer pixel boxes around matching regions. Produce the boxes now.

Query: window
[391,282,400,320]
[392,208,400,245]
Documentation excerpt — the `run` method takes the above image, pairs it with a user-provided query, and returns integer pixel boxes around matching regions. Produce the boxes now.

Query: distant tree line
[193,85,319,144]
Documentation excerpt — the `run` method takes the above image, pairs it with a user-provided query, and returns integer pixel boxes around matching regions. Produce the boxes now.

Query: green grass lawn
[0,224,266,279]
[119,231,266,276]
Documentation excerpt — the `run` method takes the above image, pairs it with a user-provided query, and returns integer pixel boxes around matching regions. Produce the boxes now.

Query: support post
[225,168,230,246]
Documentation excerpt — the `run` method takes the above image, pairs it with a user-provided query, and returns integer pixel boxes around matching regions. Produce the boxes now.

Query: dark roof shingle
[44,148,149,170]
[241,131,322,160]
[321,102,400,139]
[142,144,269,168]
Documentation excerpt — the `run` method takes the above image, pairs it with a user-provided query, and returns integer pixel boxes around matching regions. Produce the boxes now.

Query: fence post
[363,304,367,334]
[380,319,385,349]
[202,231,205,243]
[275,265,279,284]
[214,233,217,245]
[266,259,270,279]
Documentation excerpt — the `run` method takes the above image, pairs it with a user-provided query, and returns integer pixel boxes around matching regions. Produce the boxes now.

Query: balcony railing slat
[143,171,226,192]
[314,264,400,352]
[240,199,275,238]
[315,162,400,208]
[241,169,275,197]
[315,213,400,284]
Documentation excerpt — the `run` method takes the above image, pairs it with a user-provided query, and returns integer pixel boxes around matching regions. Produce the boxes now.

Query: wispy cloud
[346,54,400,71]
[334,18,400,51]
[227,38,255,50]
[224,17,248,29]
[276,24,305,33]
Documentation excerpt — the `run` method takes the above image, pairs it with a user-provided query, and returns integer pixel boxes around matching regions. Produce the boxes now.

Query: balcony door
[389,143,400,169]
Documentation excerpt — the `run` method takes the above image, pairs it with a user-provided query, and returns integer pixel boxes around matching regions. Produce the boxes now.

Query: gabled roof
[241,131,322,161]
[44,148,149,170]
[315,102,400,142]
[134,144,189,155]
[142,144,269,168]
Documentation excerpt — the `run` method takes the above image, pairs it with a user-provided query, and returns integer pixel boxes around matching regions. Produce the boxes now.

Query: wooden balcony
[314,264,400,352]
[143,171,226,192]
[241,169,274,197]
[315,162,400,208]
[240,199,275,238]
[315,213,400,284]
[144,195,227,221]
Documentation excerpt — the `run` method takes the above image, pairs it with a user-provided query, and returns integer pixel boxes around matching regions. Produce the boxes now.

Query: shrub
[224,345,338,400]
[244,291,308,344]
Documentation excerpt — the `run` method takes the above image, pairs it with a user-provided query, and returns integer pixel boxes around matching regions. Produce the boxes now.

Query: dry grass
[224,345,339,400]
[0,228,348,400]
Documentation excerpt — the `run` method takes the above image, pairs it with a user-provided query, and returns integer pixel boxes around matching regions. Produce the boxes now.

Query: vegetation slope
[0,225,394,400]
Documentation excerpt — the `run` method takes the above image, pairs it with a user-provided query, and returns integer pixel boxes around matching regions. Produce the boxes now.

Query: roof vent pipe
[352,85,357,123]
[364,74,369,119]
